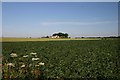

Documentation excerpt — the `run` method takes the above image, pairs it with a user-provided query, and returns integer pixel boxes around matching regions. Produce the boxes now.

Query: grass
[2,39,120,79]
[1,37,101,42]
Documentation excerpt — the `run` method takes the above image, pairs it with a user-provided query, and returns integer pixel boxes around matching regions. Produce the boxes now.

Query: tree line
[52,32,69,38]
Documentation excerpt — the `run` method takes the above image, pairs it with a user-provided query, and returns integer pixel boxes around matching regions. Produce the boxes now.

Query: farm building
[51,35,60,38]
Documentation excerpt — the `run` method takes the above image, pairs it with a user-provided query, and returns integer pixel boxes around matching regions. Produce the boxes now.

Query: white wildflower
[35,65,40,67]
[21,64,25,68]
[39,62,45,66]
[32,58,39,61]
[30,52,37,55]
[10,53,17,57]
[23,55,28,58]
[7,63,15,67]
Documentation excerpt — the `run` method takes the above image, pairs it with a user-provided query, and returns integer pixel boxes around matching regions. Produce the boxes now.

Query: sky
[1,0,120,2]
[2,2,118,38]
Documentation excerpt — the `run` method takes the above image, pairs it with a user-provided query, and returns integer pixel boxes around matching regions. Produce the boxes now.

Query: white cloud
[40,21,117,26]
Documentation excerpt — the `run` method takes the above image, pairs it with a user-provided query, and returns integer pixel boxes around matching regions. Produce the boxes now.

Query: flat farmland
[2,39,120,79]
[1,38,101,42]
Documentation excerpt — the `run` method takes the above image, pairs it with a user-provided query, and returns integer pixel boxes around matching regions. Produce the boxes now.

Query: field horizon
[1,37,102,42]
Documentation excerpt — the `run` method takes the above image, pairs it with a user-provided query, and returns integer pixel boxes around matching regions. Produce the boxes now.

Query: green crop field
[2,39,120,79]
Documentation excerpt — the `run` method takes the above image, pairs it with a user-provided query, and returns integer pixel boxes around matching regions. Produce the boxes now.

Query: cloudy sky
[2,2,118,37]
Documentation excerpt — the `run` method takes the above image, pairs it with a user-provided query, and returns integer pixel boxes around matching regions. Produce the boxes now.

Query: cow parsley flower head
[10,53,17,57]
[30,52,37,55]
[32,58,39,61]
[35,64,40,67]
[23,55,28,58]
[39,62,45,66]
[7,63,15,67]
[21,64,25,68]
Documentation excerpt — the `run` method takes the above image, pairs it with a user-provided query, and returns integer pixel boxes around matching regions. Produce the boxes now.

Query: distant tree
[53,33,57,36]
[46,36,49,38]
[58,32,63,37]
[64,33,68,38]
[41,36,49,38]
[52,32,69,38]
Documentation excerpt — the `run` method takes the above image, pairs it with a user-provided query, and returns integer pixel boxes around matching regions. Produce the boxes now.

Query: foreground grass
[2,40,120,79]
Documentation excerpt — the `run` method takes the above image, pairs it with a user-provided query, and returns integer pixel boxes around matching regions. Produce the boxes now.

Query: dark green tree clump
[52,32,69,38]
